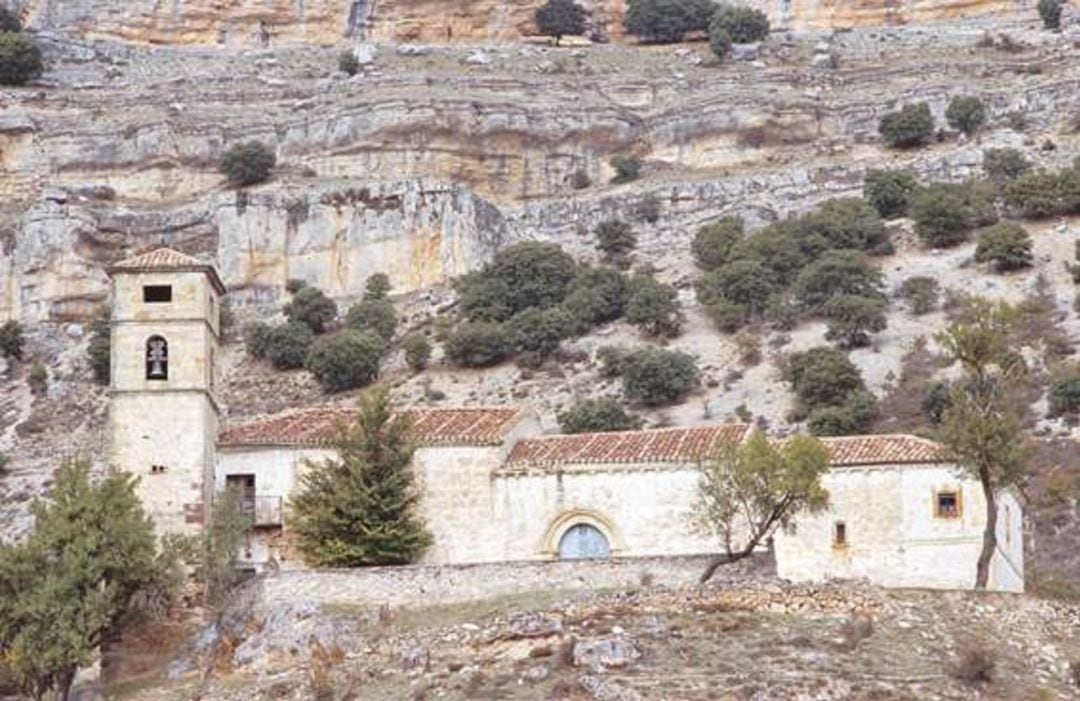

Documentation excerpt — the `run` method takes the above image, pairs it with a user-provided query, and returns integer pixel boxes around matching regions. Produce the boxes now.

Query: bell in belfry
[147,337,168,379]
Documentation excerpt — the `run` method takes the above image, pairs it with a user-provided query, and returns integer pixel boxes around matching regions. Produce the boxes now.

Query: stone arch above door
[540,509,624,560]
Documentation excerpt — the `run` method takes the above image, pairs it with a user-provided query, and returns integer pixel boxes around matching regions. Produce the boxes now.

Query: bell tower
[107,248,224,535]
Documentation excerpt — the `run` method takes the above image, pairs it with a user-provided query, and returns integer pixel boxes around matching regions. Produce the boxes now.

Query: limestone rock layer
[21,0,1025,46]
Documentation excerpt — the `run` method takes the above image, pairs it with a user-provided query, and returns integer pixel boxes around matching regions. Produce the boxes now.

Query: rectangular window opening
[936,491,960,519]
[833,521,847,547]
[143,285,173,303]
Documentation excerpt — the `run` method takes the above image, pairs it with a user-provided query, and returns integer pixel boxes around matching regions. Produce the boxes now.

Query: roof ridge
[517,423,754,444]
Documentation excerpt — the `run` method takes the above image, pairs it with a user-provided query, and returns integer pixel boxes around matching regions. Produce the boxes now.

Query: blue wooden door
[558,524,611,560]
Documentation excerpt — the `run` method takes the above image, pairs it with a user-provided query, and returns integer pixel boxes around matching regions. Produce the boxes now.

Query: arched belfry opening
[146,335,168,380]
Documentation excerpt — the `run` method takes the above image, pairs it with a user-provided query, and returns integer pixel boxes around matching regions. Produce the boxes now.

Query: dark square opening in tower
[143,285,173,303]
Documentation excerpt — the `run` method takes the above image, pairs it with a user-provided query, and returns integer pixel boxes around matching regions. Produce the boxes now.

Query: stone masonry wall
[256,554,742,609]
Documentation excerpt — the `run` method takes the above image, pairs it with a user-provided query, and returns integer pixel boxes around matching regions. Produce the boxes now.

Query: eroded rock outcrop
[18,0,1030,46]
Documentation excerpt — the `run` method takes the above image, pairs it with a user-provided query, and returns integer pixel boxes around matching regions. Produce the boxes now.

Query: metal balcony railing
[240,496,283,528]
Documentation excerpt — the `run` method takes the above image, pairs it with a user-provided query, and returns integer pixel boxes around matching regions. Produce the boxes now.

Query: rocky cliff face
[19,0,1027,46]
[4,21,1079,320]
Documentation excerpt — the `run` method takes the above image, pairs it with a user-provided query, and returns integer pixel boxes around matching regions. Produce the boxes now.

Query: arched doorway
[558,523,611,560]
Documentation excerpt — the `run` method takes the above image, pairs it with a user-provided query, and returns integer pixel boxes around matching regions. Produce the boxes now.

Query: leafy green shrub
[444,322,511,367]
[619,347,700,406]
[596,345,625,377]
[610,154,642,183]
[923,381,952,425]
[899,276,940,315]
[264,322,314,370]
[338,51,360,76]
[0,7,22,32]
[87,308,111,384]
[535,0,588,44]
[243,321,272,358]
[708,22,732,59]
[706,299,750,333]
[0,31,42,86]
[975,222,1033,272]
[945,96,987,136]
[697,259,775,326]
[911,182,997,247]
[570,169,591,189]
[403,334,432,372]
[595,219,637,266]
[219,141,276,186]
[28,361,46,397]
[560,266,629,331]
[983,148,1031,183]
[786,346,866,412]
[864,169,919,219]
[807,390,878,436]
[878,103,934,148]
[284,286,338,333]
[455,242,578,322]
[798,197,892,254]
[558,398,643,434]
[305,330,383,392]
[0,320,23,360]
[1038,0,1063,29]
[823,295,888,348]
[1005,170,1065,218]
[764,294,798,330]
[711,5,769,43]
[692,216,743,271]
[345,297,396,341]
[1049,375,1080,416]
[625,270,683,338]
[791,250,883,311]
[507,307,572,367]
[285,278,308,294]
[731,218,809,284]
[364,273,392,299]
[624,0,714,43]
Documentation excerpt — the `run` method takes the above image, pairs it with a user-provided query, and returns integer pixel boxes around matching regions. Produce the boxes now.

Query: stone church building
[107,249,1025,593]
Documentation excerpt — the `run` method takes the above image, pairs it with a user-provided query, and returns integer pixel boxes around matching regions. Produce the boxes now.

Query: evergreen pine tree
[0,460,176,700]
[289,387,432,566]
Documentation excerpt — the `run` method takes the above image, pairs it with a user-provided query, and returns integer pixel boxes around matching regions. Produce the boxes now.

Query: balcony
[240,496,283,528]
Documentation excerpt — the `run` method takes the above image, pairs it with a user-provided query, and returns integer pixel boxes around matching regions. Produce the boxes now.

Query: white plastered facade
[773,463,1024,592]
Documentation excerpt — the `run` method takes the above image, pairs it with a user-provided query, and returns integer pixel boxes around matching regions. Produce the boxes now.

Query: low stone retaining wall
[257,555,763,609]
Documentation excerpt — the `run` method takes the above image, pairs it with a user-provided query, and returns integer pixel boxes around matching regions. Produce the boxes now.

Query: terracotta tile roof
[219,406,527,448]
[111,248,204,269]
[504,428,950,472]
[819,434,951,466]
[504,424,754,470]
[108,247,226,294]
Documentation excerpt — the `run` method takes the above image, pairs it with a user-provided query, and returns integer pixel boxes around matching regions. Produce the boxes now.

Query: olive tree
[695,432,830,582]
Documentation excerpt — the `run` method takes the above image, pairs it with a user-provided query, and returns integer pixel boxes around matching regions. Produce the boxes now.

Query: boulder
[730,42,762,61]
[573,637,641,669]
